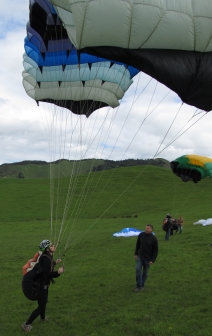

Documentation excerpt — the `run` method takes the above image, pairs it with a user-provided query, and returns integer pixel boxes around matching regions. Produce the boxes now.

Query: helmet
[166,213,171,218]
[39,239,51,252]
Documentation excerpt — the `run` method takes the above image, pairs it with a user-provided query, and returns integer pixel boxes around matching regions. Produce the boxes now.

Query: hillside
[1,165,212,336]
[0,164,210,222]
[0,159,104,179]
[0,158,170,179]
[91,157,169,172]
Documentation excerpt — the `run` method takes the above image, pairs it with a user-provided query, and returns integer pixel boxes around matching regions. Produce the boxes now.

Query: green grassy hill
[0,164,210,223]
[0,159,104,179]
[0,158,169,179]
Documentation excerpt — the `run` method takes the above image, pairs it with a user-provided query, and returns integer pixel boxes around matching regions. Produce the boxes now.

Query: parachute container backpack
[22,262,44,301]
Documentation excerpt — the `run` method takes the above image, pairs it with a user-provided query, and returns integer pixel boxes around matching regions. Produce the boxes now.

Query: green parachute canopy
[170,155,212,183]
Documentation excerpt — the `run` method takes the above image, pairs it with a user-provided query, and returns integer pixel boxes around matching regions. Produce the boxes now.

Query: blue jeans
[135,256,150,288]
[165,228,171,240]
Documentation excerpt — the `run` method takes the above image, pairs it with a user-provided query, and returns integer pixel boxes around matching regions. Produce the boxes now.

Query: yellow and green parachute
[170,155,212,183]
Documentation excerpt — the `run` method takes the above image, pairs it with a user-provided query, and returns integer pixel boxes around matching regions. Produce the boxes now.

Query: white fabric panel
[22,72,125,107]
[194,18,212,51]
[131,5,194,49]
[193,219,206,225]
[78,0,132,48]
[50,0,212,52]
[51,0,71,11]
[203,218,212,226]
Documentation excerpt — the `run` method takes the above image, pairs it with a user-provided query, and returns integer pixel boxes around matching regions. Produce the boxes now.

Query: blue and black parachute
[22,0,139,116]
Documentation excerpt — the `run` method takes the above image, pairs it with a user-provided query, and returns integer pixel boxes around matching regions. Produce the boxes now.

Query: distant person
[162,214,173,240]
[177,215,184,233]
[133,224,158,292]
[22,240,64,332]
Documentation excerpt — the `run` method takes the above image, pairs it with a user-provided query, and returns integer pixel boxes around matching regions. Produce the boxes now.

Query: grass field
[1,165,212,335]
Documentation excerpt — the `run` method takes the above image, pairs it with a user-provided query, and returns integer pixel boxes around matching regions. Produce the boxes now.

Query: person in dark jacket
[134,224,158,292]
[162,213,173,240]
[22,240,64,332]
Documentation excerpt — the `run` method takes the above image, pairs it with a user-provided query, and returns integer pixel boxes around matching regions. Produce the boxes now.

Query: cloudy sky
[0,0,212,166]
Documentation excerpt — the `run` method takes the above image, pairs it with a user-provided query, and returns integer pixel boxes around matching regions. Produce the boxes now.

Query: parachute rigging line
[57,85,180,253]
[155,111,208,158]
[39,67,207,258]
[57,81,163,245]
[53,106,113,246]
[53,72,146,247]
[54,105,120,247]
[77,85,172,221]
[154,103,184,158]
[61,103,208,254]
[41,59,134,247]
[54,104,119,246]
[56,103,126,247]
[55,74,157,246]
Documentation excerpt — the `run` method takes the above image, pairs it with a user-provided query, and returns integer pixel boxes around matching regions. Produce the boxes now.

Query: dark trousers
[135,256,150,288]
[26,287,48,324]
[165,228,171,240]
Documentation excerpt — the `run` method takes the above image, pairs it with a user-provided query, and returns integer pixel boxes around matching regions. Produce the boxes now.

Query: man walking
[134,224,158,292]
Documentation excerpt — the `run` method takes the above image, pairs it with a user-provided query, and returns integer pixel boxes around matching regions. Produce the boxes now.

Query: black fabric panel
[30,2,68,41]
[82,47,212,112]
[170,161,201,183]
[39,99,108,117]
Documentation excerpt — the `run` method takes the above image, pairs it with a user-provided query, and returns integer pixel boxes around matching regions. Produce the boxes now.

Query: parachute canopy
[50,0,212,52]
[113,228,155,237]
[23,0,139,116]
[50,0,212,111]
[193,219,212,226]
[113,228,142,237]
[170,155,212,183]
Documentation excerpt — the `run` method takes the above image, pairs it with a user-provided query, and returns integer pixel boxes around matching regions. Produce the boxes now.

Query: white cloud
[0,0,28,38]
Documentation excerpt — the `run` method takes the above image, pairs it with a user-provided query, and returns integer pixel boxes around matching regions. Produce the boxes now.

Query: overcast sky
[0,0,212,166]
